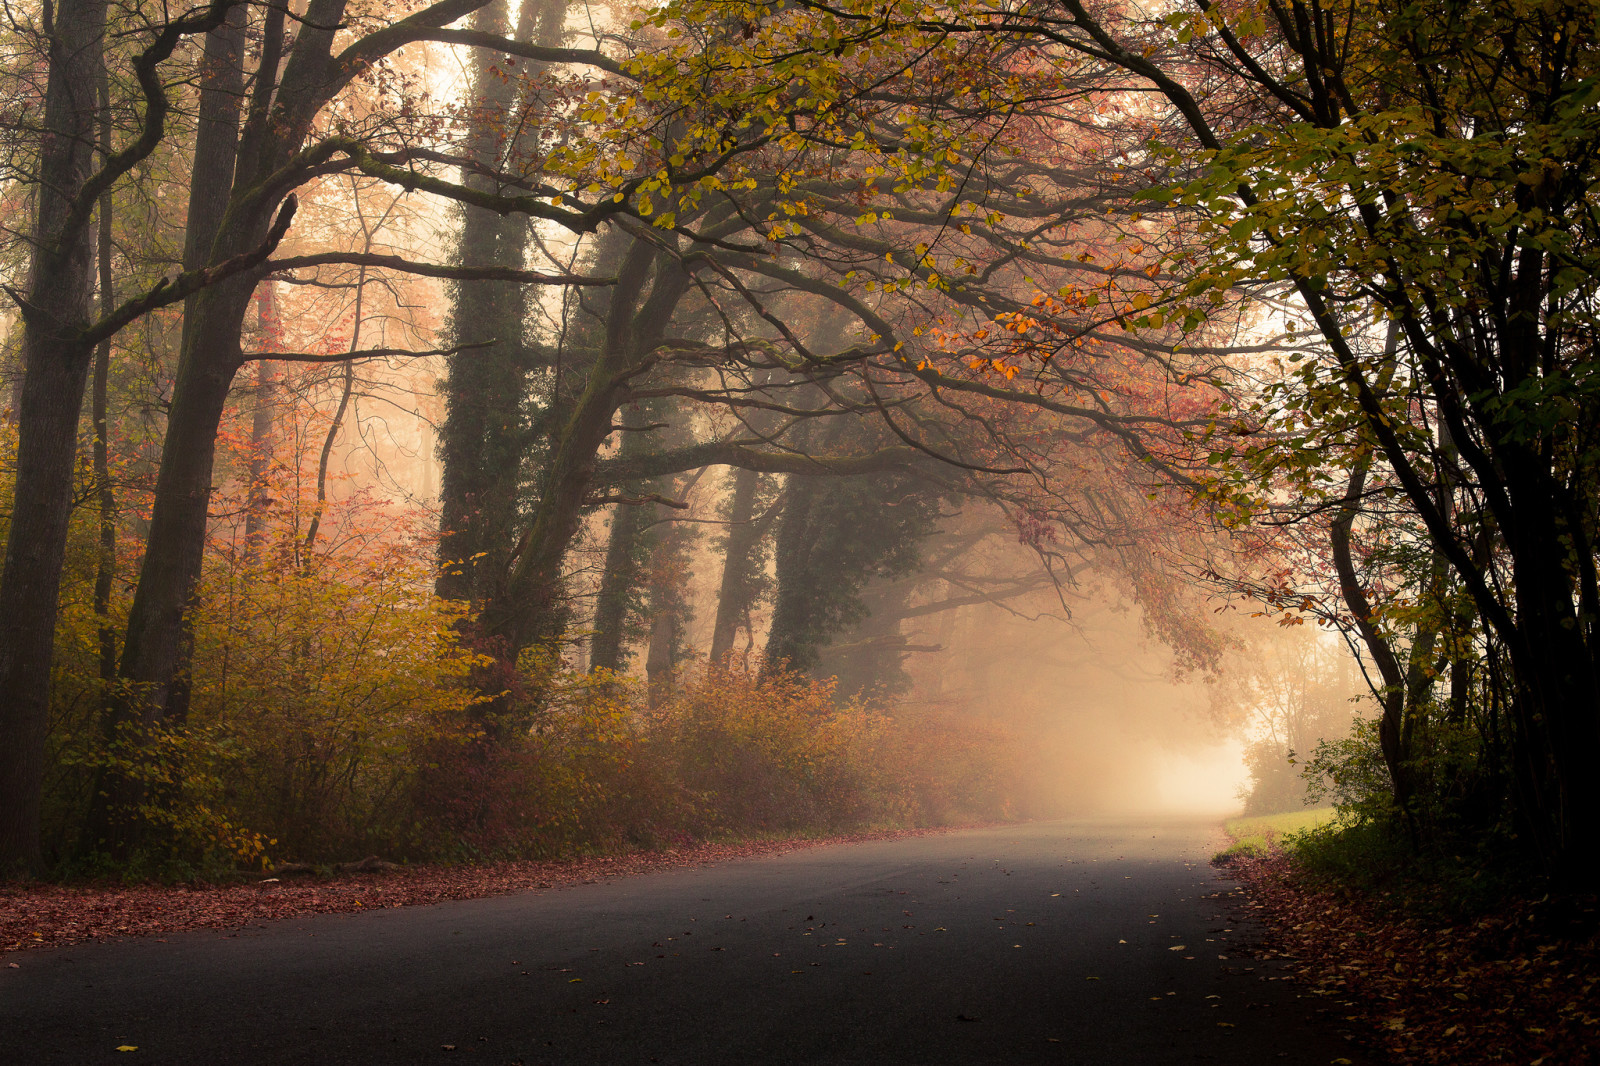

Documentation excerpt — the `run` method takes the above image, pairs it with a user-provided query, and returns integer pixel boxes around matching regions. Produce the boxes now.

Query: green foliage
[1217,806,1339,861]
[1287,817,1532,920]
[1303,718,1396,827]
[1293,714,1527,913]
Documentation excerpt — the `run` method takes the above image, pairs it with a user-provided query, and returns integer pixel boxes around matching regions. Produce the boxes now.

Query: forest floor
[1,827,961,957]
[1220,848,1600,1066]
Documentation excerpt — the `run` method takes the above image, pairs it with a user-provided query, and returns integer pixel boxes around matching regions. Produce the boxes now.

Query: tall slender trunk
[0,0,108,876]
[85,9,251,853]
[301,348,357,564]
[93,57,118,690]
[243,283,278,564]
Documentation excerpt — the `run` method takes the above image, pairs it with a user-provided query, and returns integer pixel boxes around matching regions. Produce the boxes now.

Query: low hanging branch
[266,251,617,286]
[243,339,495,364]
[68,195,300,347]
[584,492,692,510]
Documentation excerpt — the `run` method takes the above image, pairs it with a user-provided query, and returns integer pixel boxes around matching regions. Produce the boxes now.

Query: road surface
[3,819,1374,1065]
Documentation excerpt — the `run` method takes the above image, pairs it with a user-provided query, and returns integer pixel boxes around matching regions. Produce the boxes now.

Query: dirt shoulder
[2,827,959,956]
[1221,850,1599,1066]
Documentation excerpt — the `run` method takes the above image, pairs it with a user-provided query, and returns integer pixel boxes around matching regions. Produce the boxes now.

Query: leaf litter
[2,828,953,955]
[1222,849,1598,1065]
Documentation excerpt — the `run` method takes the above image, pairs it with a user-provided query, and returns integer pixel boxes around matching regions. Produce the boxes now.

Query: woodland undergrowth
[14,417,1019,881]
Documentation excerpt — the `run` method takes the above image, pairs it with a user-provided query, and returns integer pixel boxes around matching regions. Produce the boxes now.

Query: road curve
[2,819,1375,1065]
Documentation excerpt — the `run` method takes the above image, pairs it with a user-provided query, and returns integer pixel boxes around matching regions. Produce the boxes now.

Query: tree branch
[268,251,615,285]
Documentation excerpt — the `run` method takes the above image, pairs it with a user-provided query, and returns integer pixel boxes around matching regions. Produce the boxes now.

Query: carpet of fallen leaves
[1223,850,1600,1066]
[1,828,958,956]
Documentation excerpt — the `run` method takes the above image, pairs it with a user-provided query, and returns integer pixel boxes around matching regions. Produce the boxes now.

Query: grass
[1216,806,1339,862]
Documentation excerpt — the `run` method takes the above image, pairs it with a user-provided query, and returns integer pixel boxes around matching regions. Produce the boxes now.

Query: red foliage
[1223,851,1600,1065]
[0,827,966,955]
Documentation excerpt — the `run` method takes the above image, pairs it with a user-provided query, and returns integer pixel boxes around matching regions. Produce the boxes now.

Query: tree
[436,0,565,608]
[87,0,628,849]
[671,0,1600,885]
[0,0,280,875]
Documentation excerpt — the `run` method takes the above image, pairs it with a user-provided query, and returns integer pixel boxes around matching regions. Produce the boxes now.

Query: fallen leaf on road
[116,1047,137,1052]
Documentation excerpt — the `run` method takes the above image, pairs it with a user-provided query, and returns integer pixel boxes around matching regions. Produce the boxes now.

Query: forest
[0,0,1597,924]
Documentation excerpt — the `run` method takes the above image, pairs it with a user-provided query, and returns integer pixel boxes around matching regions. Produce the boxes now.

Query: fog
[896,586,1256,820]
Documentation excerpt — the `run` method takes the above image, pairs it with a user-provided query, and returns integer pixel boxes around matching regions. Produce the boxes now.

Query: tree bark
[243,283,278,565]
[0,0,108,876]
[589,498,649,673]
[85,8,251,852]
[437,0,567,605]
[762,474,821,679]
[93,54,118,691]
[480,241,690,670]
[709,467,764,664]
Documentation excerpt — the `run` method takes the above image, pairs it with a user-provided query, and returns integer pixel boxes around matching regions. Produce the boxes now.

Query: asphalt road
[3,819,1376,1065]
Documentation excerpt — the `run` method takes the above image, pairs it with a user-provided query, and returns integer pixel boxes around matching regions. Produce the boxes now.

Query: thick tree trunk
[762,474,821,679]
[0,0,108,876]
[644,594,675,707]
[589,496,649,673]
[481,242,688,671]
[709,467,763,664]
[1501,463,1600,887]
[436,0,563,605]
[642,478,696,705]
[589,399,661,672]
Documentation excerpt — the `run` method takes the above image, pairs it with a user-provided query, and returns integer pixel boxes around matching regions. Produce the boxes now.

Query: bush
[406,663,1022,859]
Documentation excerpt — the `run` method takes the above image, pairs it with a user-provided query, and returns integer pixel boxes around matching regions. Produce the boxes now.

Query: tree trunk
[762,474,821,679]
[589,496,649,673]
[84,10,252,853]
[0,0,108,876]
[709,467,763,664]
[436,0,563,605]
[644,596,675,708]
[243,283,278,564]
[92,277,259,850]
[481,242,688,672]
[1501,466,1600,887]
[93,55,118,691]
